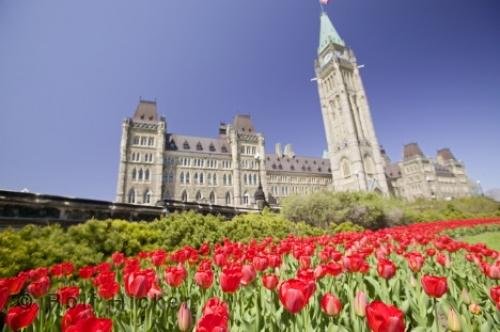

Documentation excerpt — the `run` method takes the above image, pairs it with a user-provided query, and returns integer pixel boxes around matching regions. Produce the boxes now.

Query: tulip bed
[1,218,499,332]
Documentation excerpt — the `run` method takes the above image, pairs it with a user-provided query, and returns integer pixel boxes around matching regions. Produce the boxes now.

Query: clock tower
[315,11,389,194]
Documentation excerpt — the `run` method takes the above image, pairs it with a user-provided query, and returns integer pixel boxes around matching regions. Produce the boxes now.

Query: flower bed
[1,218,499,331]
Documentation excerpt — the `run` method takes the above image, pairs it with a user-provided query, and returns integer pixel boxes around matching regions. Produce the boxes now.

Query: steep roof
[133,100,159,122]
[233,114,256,134]
[437,148,456,161]
[403,143,424,160]
[165,134,230,155]
[265,154,331,175]
[318,12,345,54]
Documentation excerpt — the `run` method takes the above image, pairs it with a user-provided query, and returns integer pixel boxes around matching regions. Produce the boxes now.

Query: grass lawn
[459,232,500,251]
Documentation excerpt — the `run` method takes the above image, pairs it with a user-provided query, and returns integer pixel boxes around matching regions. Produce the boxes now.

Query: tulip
[61,304,94,332]
[278,279,315,314]
[252,255,268,271]
[354,291,368,317]
[147,282,163,300]
[194,269,214,289]
[436,253,450,267]
[202,297,229,318]
[165,265,187,287]
[240,264,256,286]
[6,303,39,331]
[78,266,95,279]
[111,252,125,266]
[490,285,500,309]
[377,258,396,279]
[124,270,154,298]
[406,252,424,273]
[320,293,342,316]
[0,286,9,311]
[366,300,405,332]
[66,317,113,332]
[196,313,228,332]
[220,266,242,293]
[27,276,50,298]
[447,308,461,332]
[4,275,28,295]
[262,274,279,290]
[469,303,481,315]
[421,275,448,298]
[177,302,193,331]
[151,249,167,267]
[57,286,80,306]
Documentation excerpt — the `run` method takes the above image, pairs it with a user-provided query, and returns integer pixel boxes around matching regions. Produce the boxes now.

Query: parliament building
[115,12,474,207]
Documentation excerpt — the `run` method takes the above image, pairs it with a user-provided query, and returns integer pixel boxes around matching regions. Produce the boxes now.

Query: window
[199,173,204,184]
[145,169,150,181]
[185,172,190,184]
[138,169,143,181]
[148,137,154,146]
[180,172,185,184]
[195,191,202,202]
[253,174,257,185]
[243,191,250,205]
[144,190,152,204]
[194,173,198,184]
[223,174,227,186]
[196,142,203,151]
[221,145,228,153]
[208,173,212,185]
[183,141,190,150]
[132,169,137,180]
[128,189,136,204]
[243,174,248,185]
[209,191,215,204]
[225,192,231,205]
[213,173,217,185]
[141,137,147,145]
[133,136,140,145]
[181,190,188,202]
[209,143,216,152]
[228,174,232,185]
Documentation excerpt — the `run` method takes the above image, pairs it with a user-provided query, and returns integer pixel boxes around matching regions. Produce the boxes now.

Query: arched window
[195,191,202,202]
[207,173,212,185]
[145,169,150,181]
[223,174,227,186]
[364,155,375,175]
[243,174,248,185]
[181,190,188,202]
[341,158,351,178]
[243,191,250,205]
[138,169,143,181]
[225,192,231,205]
[209,191,215,204]
[199,173,204,184]
[132,168,137,180]
[180,172,185,184]
[185,172,190,184]
[228,174,232,185]
[253,174,257,186]
[213,173,217,185]
[194,173,198,184]
[128,189,136,204]
[164,191,170,200]
[144,190,152,204]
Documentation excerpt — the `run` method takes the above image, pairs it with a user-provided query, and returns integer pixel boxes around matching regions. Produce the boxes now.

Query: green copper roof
[318,12,345,53]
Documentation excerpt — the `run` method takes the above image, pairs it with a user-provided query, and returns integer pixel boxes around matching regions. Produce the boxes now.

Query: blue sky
[0,0,499,200]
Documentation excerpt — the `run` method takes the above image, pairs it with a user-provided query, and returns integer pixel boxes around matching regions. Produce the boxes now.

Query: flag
[320,0,330,5]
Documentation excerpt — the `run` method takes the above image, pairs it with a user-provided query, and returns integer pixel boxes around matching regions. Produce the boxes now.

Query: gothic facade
[115,12,473,206]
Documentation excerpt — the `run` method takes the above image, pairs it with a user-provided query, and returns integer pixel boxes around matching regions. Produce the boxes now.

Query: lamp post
[254,153,267,210]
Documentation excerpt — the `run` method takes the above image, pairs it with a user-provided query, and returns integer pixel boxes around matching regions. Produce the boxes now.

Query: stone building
[115,11,473,206]
[384,144,472,200]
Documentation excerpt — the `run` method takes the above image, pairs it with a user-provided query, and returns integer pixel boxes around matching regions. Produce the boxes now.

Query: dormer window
[183,141,190,150]
[221,145,228,153]
[318,168,322,172]
[196,142,203,151]
[140,115,145,120]
[278,164,283,170]
[209,143,216,152]
[149,116,153,121]
[290,165,295,171]
[302,166,306,171]
[307,166,311,171]
[272,164,276,170]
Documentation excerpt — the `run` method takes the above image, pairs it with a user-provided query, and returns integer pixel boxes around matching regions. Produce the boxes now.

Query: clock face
[322,52,333,66]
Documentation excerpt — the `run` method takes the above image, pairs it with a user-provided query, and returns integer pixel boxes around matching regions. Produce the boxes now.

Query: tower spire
[318,11,345,54]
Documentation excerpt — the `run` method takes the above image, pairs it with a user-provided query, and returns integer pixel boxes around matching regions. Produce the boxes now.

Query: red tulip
[262,274,279,290]
[57,286,80,306]
[194,269,214,289]
[6,303,39,331]
[151,249,167,267]
[97,281,120,300]
[320,293,342,316]
[377,258,396,279]
[366,300,405,332]
[78,266,95,279]
[298,255,311,269]
[27,276,50,297]
[65,317,113,332]
[61,304,94,332]
[111,252,125,266]
[4,275,28,295]
[0,286,9,311]
[165,265,187,287]
[202,297,229,318]
[436,253,450,267]
[124,270,154,298]
[421,275,448,298]
[177,302,193,331]
[196,313,228,332]
[147,282,163,300]
[343,254,368,273]
[252,255,268,271]
[220,266,242,293]
[278,279,316,314]
[51,262,74,277]
[490,285,500,309]
[240,264,256,286]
